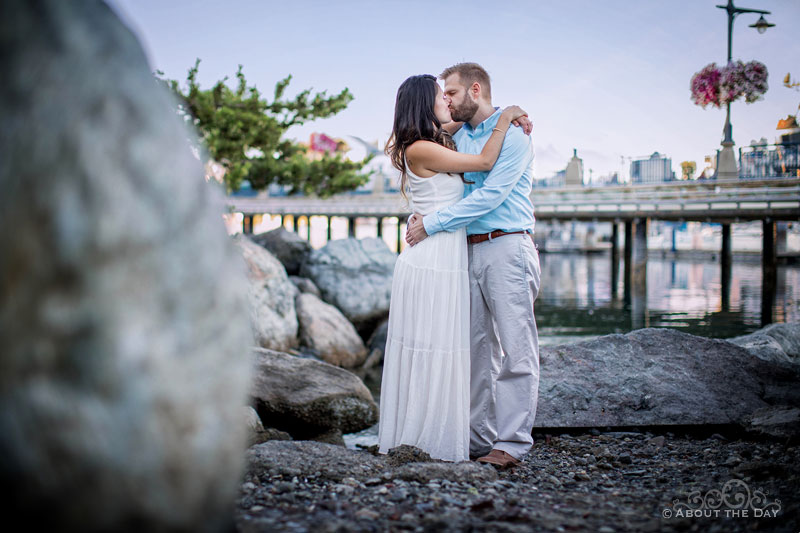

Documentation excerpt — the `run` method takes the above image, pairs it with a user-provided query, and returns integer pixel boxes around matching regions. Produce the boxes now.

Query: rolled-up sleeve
[423,129,531,235]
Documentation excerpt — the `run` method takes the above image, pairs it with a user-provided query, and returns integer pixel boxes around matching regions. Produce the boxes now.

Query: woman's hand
[512,115,533,135]
[502,105,528,122]
[501,105,533,135]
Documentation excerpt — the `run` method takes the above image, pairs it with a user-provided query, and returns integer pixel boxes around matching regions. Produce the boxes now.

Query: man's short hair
[439,62,492,100]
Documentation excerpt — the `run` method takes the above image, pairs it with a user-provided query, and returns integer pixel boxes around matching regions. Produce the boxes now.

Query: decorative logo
[662,479,781,519]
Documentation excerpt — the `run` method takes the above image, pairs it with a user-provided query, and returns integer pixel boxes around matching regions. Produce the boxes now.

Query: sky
[107,0,800,182]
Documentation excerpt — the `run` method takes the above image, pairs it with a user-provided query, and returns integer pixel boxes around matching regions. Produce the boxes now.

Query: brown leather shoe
[476,449,521,469]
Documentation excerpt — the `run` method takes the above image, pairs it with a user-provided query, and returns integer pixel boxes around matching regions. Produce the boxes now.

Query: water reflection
[536,253,799,344]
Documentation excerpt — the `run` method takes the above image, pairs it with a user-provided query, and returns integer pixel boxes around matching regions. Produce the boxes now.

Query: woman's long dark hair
[385,74,461,201]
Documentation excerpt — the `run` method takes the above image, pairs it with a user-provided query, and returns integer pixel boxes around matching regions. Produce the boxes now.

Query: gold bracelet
[493,127,504,134]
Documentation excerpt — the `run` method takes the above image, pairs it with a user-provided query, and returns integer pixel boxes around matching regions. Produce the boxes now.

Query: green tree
[159,60,371,196]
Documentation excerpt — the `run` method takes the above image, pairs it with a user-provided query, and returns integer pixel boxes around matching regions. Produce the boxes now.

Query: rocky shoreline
[233,229,799,531]
[235,430,798,532]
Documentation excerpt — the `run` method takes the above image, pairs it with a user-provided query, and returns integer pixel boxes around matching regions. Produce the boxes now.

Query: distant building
[356,153,401,194]
[565,149,584,186]
[592,171,620,186]
[533,169,565,188]
[630,152,675,184]
[307,132,348,158]
[534,149,584,189]
[345,136,401,194]
[777,115,800,145]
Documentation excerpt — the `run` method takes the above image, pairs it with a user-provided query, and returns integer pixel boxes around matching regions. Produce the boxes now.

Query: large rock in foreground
[300,238,396,335]
[233,235,299,352]
[296,293,369,368]
[250,348,378,439]
[536,328,800,428]
[0,2,252,530]
[252,227,312,276]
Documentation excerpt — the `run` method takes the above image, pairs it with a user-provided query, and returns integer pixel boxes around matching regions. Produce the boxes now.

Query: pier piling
[721,223,732,311]
[631,218,649,330]
[762,220,777,326]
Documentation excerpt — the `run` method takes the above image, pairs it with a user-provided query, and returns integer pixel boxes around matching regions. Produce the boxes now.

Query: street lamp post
[715,0,774,180]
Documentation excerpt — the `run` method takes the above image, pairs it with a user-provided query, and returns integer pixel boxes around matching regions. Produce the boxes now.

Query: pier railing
[530,177,799,221]
[739,142,800,179]
[229,177,799,223]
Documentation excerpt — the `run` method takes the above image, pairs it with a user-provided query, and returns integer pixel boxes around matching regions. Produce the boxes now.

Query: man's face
[443,74,479,123]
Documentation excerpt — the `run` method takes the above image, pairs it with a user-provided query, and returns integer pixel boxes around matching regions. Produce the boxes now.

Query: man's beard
[449,97,479,123]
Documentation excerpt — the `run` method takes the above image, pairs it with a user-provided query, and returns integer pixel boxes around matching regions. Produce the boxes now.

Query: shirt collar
[463,107,501,137]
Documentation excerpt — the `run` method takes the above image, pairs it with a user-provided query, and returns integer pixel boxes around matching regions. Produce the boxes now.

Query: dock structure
[230,178,799,326]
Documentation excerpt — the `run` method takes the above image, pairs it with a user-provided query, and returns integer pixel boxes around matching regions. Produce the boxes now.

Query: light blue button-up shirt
[422,108,535,236]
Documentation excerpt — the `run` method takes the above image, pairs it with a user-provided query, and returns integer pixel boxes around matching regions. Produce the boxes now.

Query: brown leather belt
[467,230,528,244]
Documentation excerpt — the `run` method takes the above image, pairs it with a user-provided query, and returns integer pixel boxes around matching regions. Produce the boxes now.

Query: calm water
[536,252,799,345]
[243,216,800,338]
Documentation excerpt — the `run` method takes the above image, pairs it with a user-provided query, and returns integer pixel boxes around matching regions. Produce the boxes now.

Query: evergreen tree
[159,60,371,196]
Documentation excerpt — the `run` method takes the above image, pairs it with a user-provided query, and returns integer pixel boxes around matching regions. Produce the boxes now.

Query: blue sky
[108,0,799,181]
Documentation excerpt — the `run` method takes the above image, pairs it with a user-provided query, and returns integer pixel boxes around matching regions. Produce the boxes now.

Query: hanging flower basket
[690,60,768,108]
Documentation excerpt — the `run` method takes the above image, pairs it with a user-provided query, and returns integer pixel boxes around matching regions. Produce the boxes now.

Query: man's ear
[470,82,481,100]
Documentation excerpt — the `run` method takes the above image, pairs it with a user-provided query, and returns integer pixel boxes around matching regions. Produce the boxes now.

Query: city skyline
[108,0,799,183]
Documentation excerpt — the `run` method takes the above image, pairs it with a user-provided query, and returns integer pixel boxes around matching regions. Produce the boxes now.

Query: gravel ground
[234,429,798,532]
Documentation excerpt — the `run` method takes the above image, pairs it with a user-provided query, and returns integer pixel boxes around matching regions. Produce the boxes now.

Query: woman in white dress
[378,74,526,462]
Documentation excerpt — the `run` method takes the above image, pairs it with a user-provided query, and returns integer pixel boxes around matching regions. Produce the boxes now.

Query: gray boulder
[392,462,498,484]
[0,2,252,530]
[745,406,800,439]
[307,428,347,447]
[289,275,322,298]
[245,441,493,484]
[300,238,396,335]
[243,406,292,446]
[246,441,385,482]
[252,227,312,275]
[536,328,800,428]
[233,235,299,352]
[729,322,800,365]
[296,292,369,368]
[250,348,378,439]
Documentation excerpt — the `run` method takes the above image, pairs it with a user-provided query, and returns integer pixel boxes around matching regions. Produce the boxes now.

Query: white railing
[228,178,800,220]
[531,179,800,218]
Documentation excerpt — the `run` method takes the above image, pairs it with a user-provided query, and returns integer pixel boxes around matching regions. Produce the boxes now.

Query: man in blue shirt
[406,62,541,469]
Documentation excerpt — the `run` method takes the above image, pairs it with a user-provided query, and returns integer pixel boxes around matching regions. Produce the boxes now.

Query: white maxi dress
[378,168,470,462]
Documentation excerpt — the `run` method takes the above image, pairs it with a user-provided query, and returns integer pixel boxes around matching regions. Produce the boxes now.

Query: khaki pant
[468,233,541,460]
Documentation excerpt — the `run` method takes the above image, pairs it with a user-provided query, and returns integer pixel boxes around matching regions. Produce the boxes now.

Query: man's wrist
[422,214,441,236]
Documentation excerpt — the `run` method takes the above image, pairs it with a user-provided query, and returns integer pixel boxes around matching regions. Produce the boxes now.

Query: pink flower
[690,60,768,108]
[690,63,722,108]
[741,60,768,103]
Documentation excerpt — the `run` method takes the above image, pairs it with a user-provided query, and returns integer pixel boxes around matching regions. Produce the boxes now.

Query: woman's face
[433,85,452,124]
